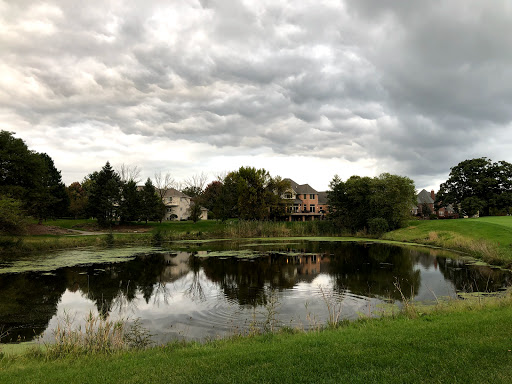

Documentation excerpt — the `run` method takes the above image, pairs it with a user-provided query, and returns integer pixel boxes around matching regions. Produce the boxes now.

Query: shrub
[368,217,389,236]
[0,195,29,235]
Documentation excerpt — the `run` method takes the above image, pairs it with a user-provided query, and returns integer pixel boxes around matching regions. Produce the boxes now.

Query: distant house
[137,186,207,221]
[413,189,457,218]
[160,188,208,221]
[282,178,329,221]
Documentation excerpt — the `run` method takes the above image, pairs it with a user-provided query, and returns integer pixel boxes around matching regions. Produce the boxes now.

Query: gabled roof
[161,188,189,199]
[417,189,434,204]
[283,178,318,195]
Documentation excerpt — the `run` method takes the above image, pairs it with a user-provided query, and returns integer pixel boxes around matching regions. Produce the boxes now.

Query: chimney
[431,190,435,200]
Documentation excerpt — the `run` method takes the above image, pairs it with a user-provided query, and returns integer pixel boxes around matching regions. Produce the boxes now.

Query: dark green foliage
[437,157,512,216]
[0,131,69,221]
[219,167,289,221]
[420,202,431,218]
[140,178,162,223]
[367,217,389,236]
[181,186,202,199]
[118,180,141,223]
[202,181,224,220]
[328,173,416,233]
[30,153,69,222]
[461,196,485,217]
[67,182,88,218]
[0,195,29,234]
[188,201,202,223]
[86,162,122,227]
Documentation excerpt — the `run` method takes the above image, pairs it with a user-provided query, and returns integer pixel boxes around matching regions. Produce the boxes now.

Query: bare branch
[154,171,175,199]
[183,172,208,191]
[117,164,142,183]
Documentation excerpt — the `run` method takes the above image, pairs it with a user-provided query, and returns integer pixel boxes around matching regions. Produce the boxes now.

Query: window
[310,205,315,213]
[310,194,315,199]
[304,194,307,199]
[284,193,292,199]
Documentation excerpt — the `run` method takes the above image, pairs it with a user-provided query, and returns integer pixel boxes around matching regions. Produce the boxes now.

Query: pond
[1,240,511,344]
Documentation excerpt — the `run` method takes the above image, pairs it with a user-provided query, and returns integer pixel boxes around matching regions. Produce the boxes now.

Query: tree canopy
[437,158,512,216]
[328,173,416,232]
[0,131,69,222]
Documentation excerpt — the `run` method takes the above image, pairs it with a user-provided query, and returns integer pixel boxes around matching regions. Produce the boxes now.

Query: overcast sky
[2,0,512,191]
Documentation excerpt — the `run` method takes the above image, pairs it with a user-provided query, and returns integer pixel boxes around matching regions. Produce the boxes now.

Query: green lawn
[2,304,512,383]
[383,216,512,264]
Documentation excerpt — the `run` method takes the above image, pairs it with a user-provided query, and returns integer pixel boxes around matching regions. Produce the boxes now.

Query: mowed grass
[383,216,512,264]
[2,304,512,384]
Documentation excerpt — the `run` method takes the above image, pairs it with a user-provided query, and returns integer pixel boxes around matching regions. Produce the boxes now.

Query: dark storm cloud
[2,0,512,189]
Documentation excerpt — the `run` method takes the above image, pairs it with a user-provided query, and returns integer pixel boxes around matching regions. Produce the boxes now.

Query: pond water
[1,240,511,344]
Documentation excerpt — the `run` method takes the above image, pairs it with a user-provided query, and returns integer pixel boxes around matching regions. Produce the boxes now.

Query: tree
[0,131,69,222]
[154,171,175,200]
[437,158,512,216]
[188,202,202,223]
[202,181,224,220]
[371,173,416,229]
[420,202,432,218]
[67,182,88,218]
[328,173,416,233]
[0,131,42,200]
[87,162,122,227]
[0,196,29,234]
[182,172,208,198]
[30,153,69,223]
[140,178,163,223]
[117,164,142,184]
[118,180,141,222]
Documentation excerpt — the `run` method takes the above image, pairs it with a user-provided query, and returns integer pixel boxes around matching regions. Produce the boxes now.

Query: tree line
[3,130,511,235]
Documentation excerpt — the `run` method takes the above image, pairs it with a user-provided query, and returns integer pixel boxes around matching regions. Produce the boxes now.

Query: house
[137,186,207,221]
[160,188,208,221]
[282,178,329,221]
[414,189,457,218]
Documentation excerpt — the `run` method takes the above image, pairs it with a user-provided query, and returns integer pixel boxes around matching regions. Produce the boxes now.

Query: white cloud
[3,0,512,191]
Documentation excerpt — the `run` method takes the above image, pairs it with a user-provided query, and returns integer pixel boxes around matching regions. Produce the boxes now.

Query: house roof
[283,178,318,195]
[417,189,434,204]
[318,191,328,205]
[136,186,190,199]
[161,188,189,199]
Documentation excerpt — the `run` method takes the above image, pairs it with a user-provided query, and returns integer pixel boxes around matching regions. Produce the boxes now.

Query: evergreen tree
[140,178,162,223]
[119,180,141,222]
[87,162,122,227]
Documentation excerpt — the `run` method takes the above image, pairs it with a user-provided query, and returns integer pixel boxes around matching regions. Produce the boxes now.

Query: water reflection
[0,241,510,343]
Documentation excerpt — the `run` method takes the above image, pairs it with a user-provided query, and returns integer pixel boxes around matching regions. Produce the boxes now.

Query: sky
[2,0,512,192]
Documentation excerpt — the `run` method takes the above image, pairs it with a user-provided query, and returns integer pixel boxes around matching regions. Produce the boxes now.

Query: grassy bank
[2,298,512,383]
[383,216,512,266]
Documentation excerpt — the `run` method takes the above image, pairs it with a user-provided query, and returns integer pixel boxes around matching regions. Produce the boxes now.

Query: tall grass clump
[45,312,153,359]
[319,286,344,327]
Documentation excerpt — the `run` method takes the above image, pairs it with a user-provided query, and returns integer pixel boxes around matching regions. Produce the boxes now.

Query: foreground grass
[2,302,512,383]
[383,216,512,266]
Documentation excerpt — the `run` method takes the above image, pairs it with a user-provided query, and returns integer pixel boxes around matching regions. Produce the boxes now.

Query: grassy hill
[383,216,512,265]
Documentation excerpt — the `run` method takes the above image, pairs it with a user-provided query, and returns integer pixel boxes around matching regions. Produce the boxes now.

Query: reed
[45,311,153,359]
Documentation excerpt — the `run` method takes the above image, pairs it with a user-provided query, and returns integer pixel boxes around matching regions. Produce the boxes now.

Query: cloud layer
[2,0,512,190]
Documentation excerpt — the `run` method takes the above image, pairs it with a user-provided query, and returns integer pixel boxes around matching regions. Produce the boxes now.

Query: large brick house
[282,178,329,221]
[413,189,457,218]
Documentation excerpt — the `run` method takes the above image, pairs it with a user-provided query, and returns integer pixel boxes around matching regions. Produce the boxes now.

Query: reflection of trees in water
[199,255,300,306]
[77,253,170,315]
[325,243,421,300]
[436,257,512,293]
[0,272,67,342]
